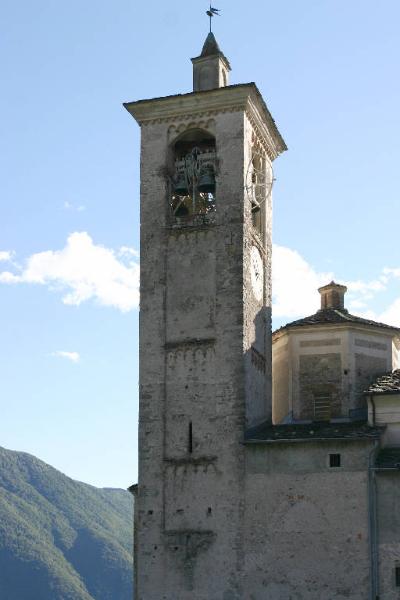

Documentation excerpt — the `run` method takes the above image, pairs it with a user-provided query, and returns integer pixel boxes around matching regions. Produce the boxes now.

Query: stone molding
[167,118,216,140]
[273,322,399,342]
[164,337,216,351]
[124,83,286,160]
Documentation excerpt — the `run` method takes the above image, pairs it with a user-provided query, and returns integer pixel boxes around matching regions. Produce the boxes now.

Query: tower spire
[191,30,231,92]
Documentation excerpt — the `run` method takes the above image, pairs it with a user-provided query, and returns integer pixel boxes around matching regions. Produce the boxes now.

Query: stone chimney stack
[191,33,231,92]
[318,281,347,310]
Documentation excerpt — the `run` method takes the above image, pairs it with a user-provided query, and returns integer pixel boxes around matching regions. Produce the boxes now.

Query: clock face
[250,246,263,301]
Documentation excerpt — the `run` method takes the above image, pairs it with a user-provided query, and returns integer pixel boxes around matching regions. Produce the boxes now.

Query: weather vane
[206,4,220,33]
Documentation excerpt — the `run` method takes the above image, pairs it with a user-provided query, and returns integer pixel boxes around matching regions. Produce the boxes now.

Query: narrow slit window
[396,566,400,587]
[329,454,341,468]
[188,422,193,454]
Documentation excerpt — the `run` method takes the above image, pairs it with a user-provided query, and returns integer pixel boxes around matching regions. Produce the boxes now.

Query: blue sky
[1,0,399,488]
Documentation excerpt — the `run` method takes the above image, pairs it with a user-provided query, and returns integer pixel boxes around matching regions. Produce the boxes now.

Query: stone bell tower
[124,33,286,599]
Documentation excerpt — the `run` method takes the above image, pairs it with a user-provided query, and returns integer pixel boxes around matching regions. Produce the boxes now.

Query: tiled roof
[245,421,382,444]
[366,370,400,394]
[375,447,400,469]
[127,483,138,495]
[274,308,399,335]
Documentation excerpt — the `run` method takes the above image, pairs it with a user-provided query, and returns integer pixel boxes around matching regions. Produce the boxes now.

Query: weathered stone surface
[125,35,400,600]
[299,352,342,420]
[244,442,373,600]
[273,324,398,424]
[125,75,284,597]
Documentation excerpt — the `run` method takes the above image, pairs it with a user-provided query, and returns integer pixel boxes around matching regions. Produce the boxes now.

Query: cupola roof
[273,282,400,335]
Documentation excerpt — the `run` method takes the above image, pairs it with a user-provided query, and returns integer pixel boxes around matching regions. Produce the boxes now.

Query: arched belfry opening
[250,151,266,234]
[169,129,217,224]
[245,145,271,239]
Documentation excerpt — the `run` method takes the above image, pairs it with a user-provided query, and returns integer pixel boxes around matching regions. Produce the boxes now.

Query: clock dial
[250,246,263,301]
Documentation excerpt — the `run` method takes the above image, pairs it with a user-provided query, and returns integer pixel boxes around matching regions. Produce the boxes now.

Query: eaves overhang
[244,421,384,444]
[273,320,400,341]
[365,389,400,396]
[244,435,380,445]
[123,83,287,160]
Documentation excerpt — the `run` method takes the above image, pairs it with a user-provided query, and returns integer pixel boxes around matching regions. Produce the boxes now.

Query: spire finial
[206,4,220,33]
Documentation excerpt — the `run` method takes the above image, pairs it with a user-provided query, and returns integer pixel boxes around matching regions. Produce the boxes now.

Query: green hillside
[0,446,133,600]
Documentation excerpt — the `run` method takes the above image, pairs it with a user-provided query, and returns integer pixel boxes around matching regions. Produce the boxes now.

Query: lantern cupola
[191,32,231,91]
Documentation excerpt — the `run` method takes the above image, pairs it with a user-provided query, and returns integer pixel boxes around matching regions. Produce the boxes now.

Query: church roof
[245,420,382,444]
[274,308,399,335]
[366,370,400,395]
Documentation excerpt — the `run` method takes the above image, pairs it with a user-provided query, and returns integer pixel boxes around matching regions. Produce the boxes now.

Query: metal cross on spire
[206,4,220,33]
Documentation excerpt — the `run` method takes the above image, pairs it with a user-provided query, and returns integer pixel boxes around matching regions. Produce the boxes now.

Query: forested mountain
[0,446,133,600]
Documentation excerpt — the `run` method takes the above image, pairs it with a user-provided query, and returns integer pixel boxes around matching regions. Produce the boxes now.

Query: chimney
[318,281,347,310]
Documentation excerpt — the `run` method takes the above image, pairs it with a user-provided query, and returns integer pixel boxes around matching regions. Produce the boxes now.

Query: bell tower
[124,34,286,600]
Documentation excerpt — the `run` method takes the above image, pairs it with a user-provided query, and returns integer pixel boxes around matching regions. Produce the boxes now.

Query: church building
[125,32,400,600]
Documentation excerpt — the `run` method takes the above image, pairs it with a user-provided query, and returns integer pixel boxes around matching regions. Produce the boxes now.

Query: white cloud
[272,244,400,328]
[1,234,398,327]
[64,201,86,212]
[272,244,333,318]
[0,271,20,283]
[345,278,386,296]
[384,267,400,279]
[379,298,400,327]
[348,299,367,310]
[0,251,13,262]
[0,232,139,312]
[52,351,80,363]
[118,246,140,259]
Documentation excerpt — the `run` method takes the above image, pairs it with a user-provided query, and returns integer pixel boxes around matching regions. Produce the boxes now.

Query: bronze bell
[197,168,216,194]
[174,174,188,196]
[175,202,189,217]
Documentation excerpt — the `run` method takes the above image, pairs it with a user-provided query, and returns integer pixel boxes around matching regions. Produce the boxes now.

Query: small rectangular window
[395,566,400,587]
[329,454,341,468]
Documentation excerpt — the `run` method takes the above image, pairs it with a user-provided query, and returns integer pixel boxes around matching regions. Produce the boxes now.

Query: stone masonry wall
[272,336,290,424]
[137,107,252,599]
[298,353,342,420]
[244,441,374,600]
[354,353,387,407]
[243,114,273,428]
[376,473,400,599]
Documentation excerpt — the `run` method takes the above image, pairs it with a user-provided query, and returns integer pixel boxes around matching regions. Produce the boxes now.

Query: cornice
[245,94,285,160]
[124,83,287,160]
[272,321,400,340]
[191,53,231,72]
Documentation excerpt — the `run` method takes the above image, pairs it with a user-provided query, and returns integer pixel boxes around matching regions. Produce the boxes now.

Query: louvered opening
[313,394,331,421]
